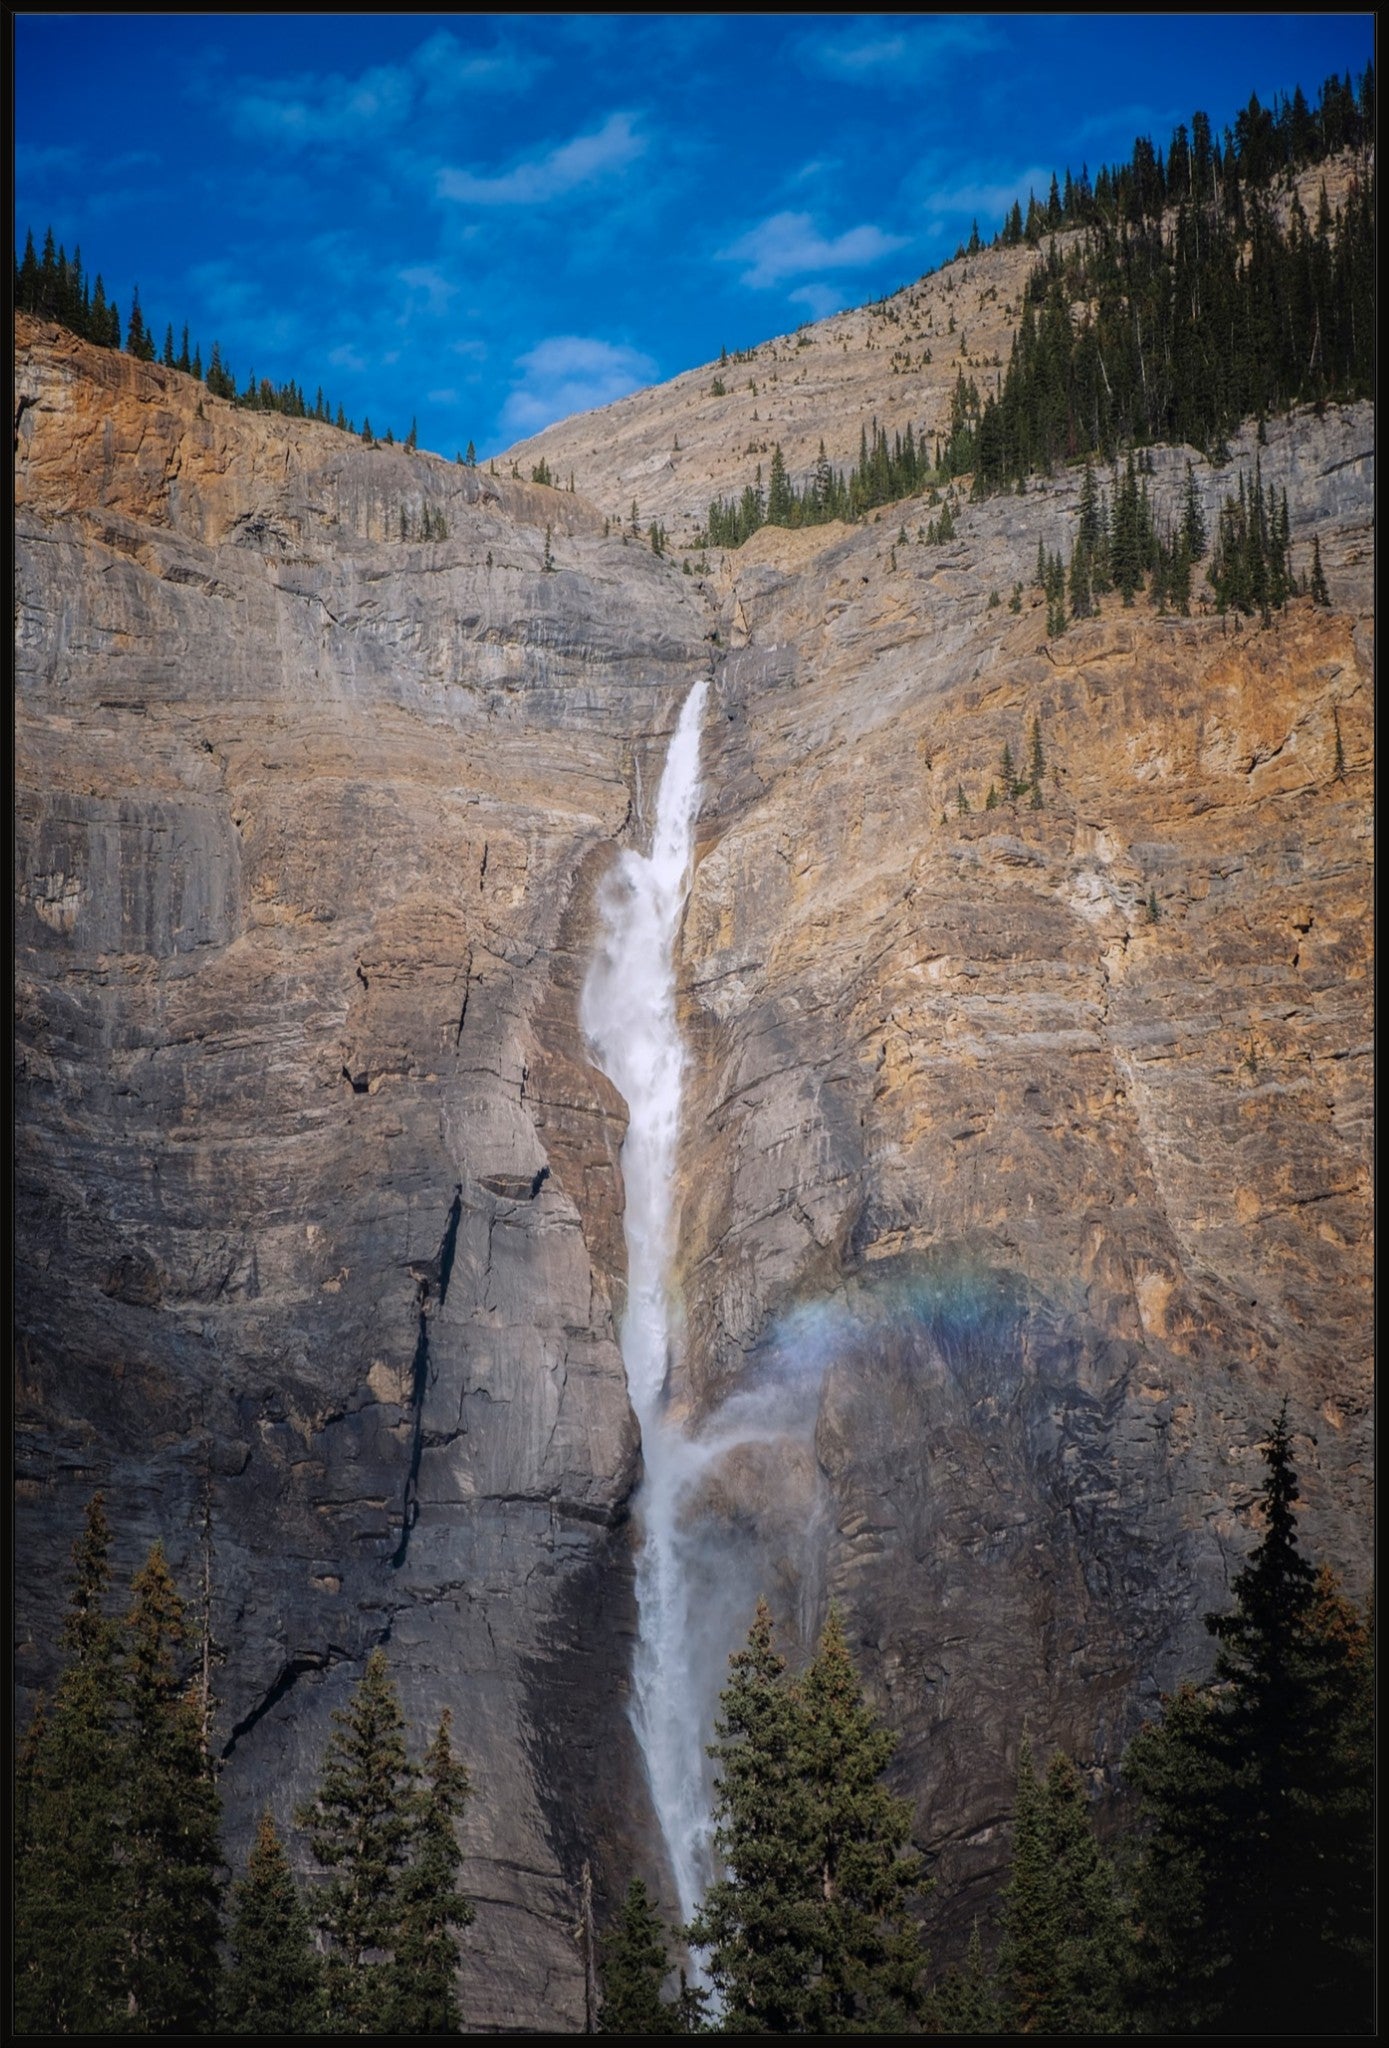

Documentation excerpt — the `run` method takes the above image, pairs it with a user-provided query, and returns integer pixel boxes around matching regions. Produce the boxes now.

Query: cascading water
[580,682,715,1927]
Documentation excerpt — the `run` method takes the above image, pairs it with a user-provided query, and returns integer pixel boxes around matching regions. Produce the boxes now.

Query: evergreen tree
[599,1879,681,2034]
[14,1495,127,2034]
[687,1600,816,2030]
[1124,1405,1373,2035]
[929,1920,1004,2034]
[997,1743,1128,2034]
[689,1602,927,2032]
[1309,535,1331,606]
[387,1709,474,2034]
[297,1648,417,2033]
[794,1609,929,2031]
[120,1542,225,2032]
[1028,716,1045,808]
[223,1812,326,2034]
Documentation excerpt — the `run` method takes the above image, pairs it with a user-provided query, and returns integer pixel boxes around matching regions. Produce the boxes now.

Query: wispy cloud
[412,30,544,105]
[797,17,997,88]
[916,167,1054,221]
[500,334,657,437]
[227,31,536,152]
[720,210,908,289]
[232,64,414,149]
[438,111,646,207]
[789,282,849,322]
[397,265,458,316]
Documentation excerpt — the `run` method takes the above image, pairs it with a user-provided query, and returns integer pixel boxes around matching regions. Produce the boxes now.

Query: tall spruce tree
[998,1741,1129,2034]
[794,1608,929,2031]
[120,1541,225,2032]
[1124,1404,1373,2034]
[687,1599,816,2030]
[387,1708,474,2034]
[928,1920,1004,2034]
[689,1601,927,2032]
[599,1878,682,2034]
[297,1647,417,2033]
[223,1812,326,2033]
[14,1495,128,2035]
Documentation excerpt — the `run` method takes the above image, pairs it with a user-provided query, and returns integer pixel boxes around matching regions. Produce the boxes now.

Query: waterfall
[580,682,715,1929]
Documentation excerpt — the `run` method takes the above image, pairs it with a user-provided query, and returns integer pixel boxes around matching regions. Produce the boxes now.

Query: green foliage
[14,1496,128,2034]
[120,1544,225,2031]
[968,69,1374,492]
[15,1505,224,2035]
[1123,1405,1374,2035]
[1310,534,1331,606]
[599,1878,696,2034]
[297,1648,418,2032]
[688,1601,928,2032]
[997,1745,1130,2034]
[1205,460,1294,621]
[223,1812,326,2034]
[929,1920,1004,2034]
[387,1710,474,2034]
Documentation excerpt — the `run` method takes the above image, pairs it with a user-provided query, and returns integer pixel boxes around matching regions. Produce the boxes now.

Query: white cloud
[500,334,657,437]
[919,168,1054,222]
[233,63,414,149]
[720,210,908,289]
[413,30,543,104]
[789,282,848,322]
[438,112,645,207]
[398,265,458,316]
[798,17,996,89]
[227,32,536,152]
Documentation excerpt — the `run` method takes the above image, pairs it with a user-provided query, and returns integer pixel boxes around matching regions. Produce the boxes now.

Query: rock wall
[14,309,1373,2020]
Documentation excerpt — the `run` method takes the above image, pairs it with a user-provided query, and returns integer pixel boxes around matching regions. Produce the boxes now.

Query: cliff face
[14,307,1373,2019]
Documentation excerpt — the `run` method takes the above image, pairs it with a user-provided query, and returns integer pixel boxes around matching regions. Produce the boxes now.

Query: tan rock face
[15,300,1373,2014]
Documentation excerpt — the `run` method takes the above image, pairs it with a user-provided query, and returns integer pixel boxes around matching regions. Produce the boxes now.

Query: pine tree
[387,1708,474,2033]
[1028,716,1045,808]
[14,1495,127,2034]
[688,1602,927,2032]
[1309,535,1331,606]
[1124,1404,1373,2034]
[929,1920,1004,2034]
[599,1878,678,2034]
[687,1599,816,2031]
[298,1647,417,2032]
[223,1812,326,2033]
[794,1609,928,2031]
[997,1743,1128,2033]
[120,1541,225,2032]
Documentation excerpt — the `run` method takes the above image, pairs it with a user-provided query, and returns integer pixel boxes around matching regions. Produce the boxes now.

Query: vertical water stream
[580,682,713,1928]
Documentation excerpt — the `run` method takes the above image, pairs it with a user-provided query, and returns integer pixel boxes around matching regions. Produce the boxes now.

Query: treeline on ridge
[703,63,1374,548]
[14,226,435,451]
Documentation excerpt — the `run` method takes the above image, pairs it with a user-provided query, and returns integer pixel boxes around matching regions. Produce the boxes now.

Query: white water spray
[580,683,716,1926]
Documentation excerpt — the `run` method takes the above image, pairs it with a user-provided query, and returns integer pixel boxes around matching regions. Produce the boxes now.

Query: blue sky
[15,13,1373,458]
